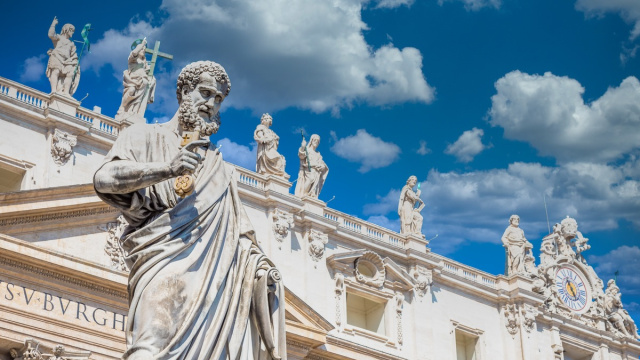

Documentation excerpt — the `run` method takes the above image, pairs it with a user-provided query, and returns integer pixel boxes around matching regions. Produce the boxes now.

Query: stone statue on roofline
[295,133,328,198]
[501,215,535,276]
[94,61,286,360]
[115,38,157,123]
[254,113,288,178]
[46,17,80,97]
[604,279,639,339]
[398,175,425,236]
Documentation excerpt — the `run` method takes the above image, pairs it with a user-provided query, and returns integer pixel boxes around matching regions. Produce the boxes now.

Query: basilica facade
[0,61,639,359]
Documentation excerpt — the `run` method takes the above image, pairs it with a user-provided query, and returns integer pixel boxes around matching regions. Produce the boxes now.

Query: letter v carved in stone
[21,286,35,305]
[58,296,72,315]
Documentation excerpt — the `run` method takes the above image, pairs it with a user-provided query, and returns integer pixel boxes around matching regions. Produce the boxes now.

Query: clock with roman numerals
[555,266,591,314]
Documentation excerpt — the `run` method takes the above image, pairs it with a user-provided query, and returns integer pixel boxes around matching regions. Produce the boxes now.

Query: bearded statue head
[176,61,231,137]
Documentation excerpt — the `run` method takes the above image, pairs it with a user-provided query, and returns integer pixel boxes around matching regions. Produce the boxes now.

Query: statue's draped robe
[254,125,285,176]
[502,226,526,274]
[294,146,328,198]
[95,124,286,360]
[47,34,79,94]
[116,48,156,121]
[397,185,420,234]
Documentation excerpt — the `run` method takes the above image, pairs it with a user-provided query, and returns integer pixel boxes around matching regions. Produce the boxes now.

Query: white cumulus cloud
[83,0,435,114]
[576,0,640,40]
[19,55,46,83]
[489,71,640,163]
[445,127,486,163]
[331,129,401,173]
[217,138,257,171]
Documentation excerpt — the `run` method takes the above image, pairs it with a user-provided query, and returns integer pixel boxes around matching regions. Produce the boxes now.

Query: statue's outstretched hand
[169,139,209,176]
[52,17,58,25]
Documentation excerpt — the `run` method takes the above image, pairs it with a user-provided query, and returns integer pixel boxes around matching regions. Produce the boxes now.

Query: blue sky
[2,0,640,320]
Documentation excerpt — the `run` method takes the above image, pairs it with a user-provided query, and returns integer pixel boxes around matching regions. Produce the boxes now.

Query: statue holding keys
[94,61,286,360]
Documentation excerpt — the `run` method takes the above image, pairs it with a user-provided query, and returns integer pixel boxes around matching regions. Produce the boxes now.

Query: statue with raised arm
[604,279,639,339]
[46,17,79,97]
[115,38,157,123]
[94,61,286,360]
[294,134,328,198]
[398,176,424,235]
[254,113,287,177]
[501,215,534,276]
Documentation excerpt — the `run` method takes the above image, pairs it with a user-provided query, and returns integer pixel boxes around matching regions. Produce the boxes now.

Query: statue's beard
[178,96,220,136]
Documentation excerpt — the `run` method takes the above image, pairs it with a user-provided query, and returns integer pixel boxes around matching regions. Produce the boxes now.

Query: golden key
[174,131,200,198]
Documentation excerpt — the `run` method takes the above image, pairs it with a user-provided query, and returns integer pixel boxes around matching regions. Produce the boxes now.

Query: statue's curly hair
[176,61,231,103]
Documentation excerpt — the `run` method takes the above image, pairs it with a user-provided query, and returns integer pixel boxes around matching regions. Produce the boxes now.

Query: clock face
[555,267,591,314]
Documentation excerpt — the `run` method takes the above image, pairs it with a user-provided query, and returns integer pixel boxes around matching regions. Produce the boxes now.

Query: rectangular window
[346,292,386,335]
[455,329,478,360]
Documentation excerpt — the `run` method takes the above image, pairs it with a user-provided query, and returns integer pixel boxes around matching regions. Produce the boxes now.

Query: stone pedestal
[265,175,292,195]
[48,93,79,117]
[301,196,326,216]
[406,233,428,252]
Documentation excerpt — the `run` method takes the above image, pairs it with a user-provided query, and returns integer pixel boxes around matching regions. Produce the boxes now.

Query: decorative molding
[271,208,293,247]
[51,129,77,165]
[354,251,386,288]
[307,229,328,262]
[103,215,129,272]
[0,255,127,299]
[0,206,118,227]
[395,291,404,345]
[335,272,345,327]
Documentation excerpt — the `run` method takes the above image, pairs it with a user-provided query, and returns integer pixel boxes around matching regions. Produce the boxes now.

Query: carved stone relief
[10,339,91,360]
[307,229,328,262]
[395,291,405,345]
[410,264,432,297]
[354,251,386,288]
[103,215,129,272]
[503,303,519,336]
[51,129,77,166]
[272,208,293,247]
[521,304,537,333]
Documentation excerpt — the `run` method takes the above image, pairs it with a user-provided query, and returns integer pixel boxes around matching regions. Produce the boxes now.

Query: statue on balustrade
[46,17,79,97]
[501,215,534,276]
[398,175,425,235]
[604,279,639,339]
[294,134,328,198]
[115,38,157,123]
[94,61,286,360]
[254,113,288,178]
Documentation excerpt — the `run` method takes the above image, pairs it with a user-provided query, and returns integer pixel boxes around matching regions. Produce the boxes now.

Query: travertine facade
[1,75,639,360]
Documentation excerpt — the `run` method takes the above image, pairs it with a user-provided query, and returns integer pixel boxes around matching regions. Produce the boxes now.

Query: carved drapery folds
[272,208,293,247]
[307,229,328,262]
[501,215,535,277]
[103,215,129,272]
[51,129,77,165]
[10,339,91,360]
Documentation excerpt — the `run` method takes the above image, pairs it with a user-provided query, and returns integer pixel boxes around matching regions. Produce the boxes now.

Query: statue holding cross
[115,39,173,123]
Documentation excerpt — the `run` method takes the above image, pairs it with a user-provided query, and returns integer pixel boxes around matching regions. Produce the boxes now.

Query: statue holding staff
[115,38,157,123]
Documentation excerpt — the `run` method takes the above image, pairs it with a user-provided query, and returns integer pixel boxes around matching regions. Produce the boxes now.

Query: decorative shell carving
[354,251,386,288]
